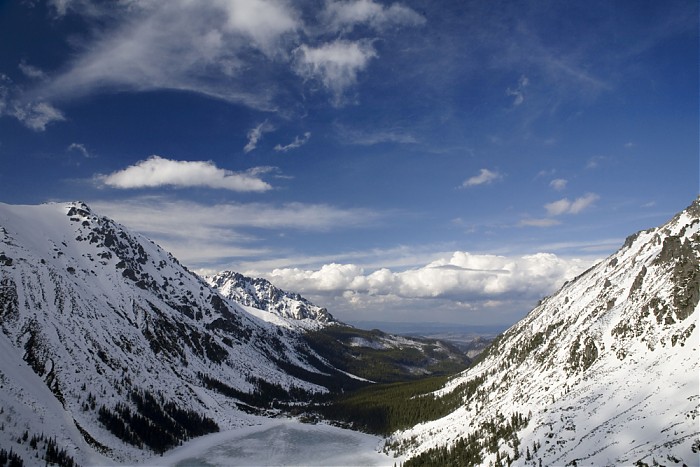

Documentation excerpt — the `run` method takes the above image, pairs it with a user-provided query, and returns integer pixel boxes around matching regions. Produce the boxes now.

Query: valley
[0,198,698,466]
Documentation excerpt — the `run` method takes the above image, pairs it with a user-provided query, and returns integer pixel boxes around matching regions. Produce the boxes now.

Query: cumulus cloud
[265,251,592,303]
[98,155,272,192]
[274,132,311,152]
[545,193,599,216]
[293,40,377,104]
[244,121,275,153]
[461,168,502,188]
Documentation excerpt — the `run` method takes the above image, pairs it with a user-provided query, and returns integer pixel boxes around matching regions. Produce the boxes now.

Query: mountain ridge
[0,201,353,465]
[1,198,698,465]
[0,200,473,465]
[389,198,699,465]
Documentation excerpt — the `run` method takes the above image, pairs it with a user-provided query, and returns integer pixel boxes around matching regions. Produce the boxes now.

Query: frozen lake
[150,418,400,467]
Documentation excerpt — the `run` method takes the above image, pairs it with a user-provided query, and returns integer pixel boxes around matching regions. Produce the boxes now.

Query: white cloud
[506,75,529,106]
[244,121,275,153]
[10,101,65,131]
[545,193,599,216]
[34,1,301,110]
[586,155,605,169]
[47,0,105,18]
[27,0,422,114]
[461,168,502,188]
[0,74,64,131]
[98,155,272,192]
[568,193,600,213]
[549,178,567,191]
[91,196,382,269]
[95,197,379,233]
[67,142,93,158]
[218,0,300,54]
[544,198,571,216]
[274,132,311,152]
[335,124,417,145]
[18,61,47,80]
[265,251,593,303]
[322,0,425,33]
[293,40,377,104]
[518,218,561,228]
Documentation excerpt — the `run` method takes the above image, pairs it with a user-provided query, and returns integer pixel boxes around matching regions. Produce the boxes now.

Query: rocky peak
[206,270,335,325]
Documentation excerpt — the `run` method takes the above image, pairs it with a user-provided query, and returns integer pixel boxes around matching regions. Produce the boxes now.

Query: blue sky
[0,0,697,326]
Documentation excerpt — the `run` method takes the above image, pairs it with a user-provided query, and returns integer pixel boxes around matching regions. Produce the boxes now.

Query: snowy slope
[0,201,345,465]
[390,198,700,466]
[206,270,334,330]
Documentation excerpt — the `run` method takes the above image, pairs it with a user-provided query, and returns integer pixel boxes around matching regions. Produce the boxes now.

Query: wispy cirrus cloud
[34,0,300,109]
[519,193,600,229]
[12,0,423,127]
[461,168,502,188]
[97,155,273,192]
[506,75,529,106]
[321,0,425,33]
[518,218,561,228]
[0,73,65,131]
[11,101,65,131]
[545,193,600,216]
[67,142,93,159]
[18,60,47,80]
[274,132,311,152]
[335,124,417,145]
[91,196,382,269]
[244,121,275,153]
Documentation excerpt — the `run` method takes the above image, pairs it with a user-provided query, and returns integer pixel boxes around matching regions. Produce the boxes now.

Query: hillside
[303,325,470,383]
[0,201,354,465]
[387,198,699,465]
[0,200,475,466]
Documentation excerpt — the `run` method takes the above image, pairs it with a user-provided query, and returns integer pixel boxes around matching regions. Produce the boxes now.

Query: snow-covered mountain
[0,201,348,465]
[391,198,700,466]
[206,270,334,328]
[206,272,470,382]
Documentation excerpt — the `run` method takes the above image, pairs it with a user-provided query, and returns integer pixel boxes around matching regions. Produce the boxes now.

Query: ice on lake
[152,418,400,467]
